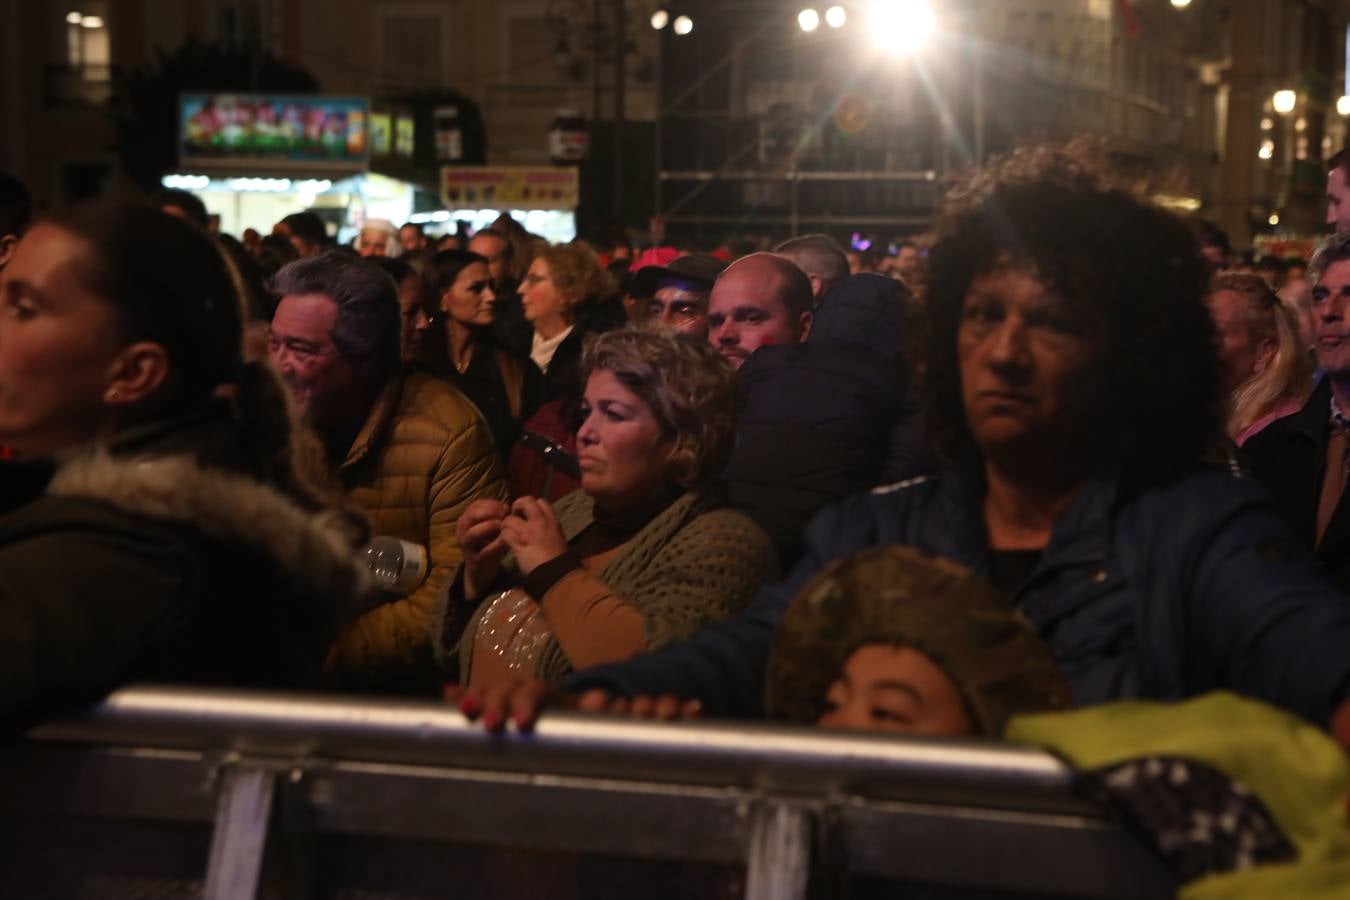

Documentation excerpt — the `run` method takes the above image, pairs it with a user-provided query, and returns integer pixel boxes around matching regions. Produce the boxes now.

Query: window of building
[376,3,450,89]
[46,5,111,106]
[64,5,110,71]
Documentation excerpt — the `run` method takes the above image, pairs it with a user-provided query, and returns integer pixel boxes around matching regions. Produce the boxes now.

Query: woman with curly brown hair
[435,328,778,688]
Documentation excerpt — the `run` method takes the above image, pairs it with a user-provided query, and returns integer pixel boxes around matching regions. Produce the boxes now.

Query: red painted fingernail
[482,712,502,730]
[460,696,480,715]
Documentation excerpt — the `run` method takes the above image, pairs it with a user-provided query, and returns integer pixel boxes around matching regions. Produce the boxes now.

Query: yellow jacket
[332,370,507,677]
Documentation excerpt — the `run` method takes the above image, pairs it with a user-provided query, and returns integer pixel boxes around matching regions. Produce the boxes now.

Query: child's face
[817,644,975,737]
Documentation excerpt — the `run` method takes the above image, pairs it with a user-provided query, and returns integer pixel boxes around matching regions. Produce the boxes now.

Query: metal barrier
[0,685,1175,900]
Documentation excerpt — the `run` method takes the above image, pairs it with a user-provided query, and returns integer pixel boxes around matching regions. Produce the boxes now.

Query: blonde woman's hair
[1211,272,1313,440]
[579,328,738,489]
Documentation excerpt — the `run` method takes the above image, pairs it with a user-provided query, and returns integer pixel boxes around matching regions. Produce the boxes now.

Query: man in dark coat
[721,274,930,566]
[1244,232,1350,595]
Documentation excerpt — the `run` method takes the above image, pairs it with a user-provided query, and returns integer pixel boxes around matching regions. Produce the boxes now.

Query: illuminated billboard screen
[179,94,370,170]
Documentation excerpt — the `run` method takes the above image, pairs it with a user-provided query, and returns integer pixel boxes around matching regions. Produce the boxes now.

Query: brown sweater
[439,488,779,685]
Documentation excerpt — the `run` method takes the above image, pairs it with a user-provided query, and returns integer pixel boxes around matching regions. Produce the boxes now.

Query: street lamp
[1272,90,1297,114]
[867,0,937,55]
[798,8,821,32]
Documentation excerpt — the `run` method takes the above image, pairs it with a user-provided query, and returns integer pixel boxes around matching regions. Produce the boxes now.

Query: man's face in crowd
[468,234,510,286]
[1329,168,1350,234]
[647,278,710,340]
[958,266,1104,459]
[896,246,920,279]
[707,264,810,369]
[268,292,365,429]
[399,225,426,254]
[358,229,389,258]
[1312,260,1350,378]
[273,221,321,258]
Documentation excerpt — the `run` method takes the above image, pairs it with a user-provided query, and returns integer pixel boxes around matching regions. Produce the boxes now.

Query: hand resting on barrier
[446,677,703,732]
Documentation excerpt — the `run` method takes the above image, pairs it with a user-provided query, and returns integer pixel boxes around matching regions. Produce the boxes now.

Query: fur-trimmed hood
[47,450,374,620]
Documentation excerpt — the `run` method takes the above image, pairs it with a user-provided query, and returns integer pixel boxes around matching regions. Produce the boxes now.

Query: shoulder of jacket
[1127,468,1268,524]
[679,505,774,542]
[47,451,371,606]
[398,372,489,432]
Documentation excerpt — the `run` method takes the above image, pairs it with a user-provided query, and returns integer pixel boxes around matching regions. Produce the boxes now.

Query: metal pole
[973,40,986,166]
[203,766,276,900]
[612,0,626,229]
[592,0,603,122]
[744,802,812,900]
[653,22,664,227]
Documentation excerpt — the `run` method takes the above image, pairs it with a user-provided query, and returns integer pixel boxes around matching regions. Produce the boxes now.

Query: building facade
[1,0,1347,247]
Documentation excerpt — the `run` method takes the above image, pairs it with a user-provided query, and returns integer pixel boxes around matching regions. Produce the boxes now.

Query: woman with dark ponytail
[0,201,372,730]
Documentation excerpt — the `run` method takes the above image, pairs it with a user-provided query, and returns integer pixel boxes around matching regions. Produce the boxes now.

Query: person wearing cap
[631,254,727,341]
[358,218,399,258]
[765,546,1069,737]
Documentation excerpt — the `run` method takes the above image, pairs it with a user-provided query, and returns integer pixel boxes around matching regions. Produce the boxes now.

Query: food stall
[165,93,435,242]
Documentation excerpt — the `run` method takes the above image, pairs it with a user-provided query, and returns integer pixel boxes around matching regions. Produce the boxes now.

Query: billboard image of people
[180,94,369,169]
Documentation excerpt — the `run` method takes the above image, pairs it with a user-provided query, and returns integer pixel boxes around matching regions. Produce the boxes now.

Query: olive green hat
[764,546,1071,735]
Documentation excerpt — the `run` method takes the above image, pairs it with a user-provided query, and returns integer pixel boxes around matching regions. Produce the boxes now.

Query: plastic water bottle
[364,536,428,595]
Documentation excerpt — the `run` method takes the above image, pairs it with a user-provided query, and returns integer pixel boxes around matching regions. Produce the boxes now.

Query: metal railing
[0,685,1175,899]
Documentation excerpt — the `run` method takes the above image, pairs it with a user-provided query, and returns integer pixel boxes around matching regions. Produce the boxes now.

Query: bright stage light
[798,8,820,32]
[825,6,847,27]
[673,14,693,35]
[867,0,936,55]
[1337,95,1350,117]
[650,9,669,30]
[1272,89,1296,114]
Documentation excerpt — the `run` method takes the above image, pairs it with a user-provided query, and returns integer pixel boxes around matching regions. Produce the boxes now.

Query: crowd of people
[3,142,1350,893]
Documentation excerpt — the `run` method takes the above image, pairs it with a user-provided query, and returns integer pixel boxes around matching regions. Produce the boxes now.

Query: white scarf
[531,326,574,373]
